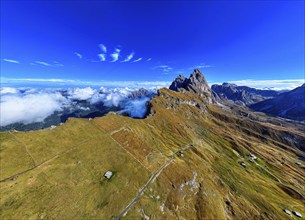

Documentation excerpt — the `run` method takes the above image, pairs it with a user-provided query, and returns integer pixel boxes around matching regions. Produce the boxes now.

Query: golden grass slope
[1,88,305,219]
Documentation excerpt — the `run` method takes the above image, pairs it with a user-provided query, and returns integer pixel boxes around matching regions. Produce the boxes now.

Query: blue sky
[1,0,304,88]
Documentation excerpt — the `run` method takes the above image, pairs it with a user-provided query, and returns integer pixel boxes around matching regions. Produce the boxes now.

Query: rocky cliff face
[169,69,216,103]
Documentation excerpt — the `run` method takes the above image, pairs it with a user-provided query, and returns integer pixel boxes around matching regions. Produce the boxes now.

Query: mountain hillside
[1,70,305,220]
[250,84,305,121]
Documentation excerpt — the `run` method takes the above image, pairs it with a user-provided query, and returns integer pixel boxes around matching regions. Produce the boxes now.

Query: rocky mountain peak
[169,69,215,103]
[186,69,210,93]
[190,69,204,80]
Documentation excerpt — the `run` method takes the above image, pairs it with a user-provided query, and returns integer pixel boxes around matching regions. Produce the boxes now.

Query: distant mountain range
[211,82,305,121]
[211,83,280,106]
[250,84,305,121]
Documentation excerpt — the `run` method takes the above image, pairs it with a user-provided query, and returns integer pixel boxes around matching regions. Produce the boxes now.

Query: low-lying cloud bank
[1,92,67,126]
[0,86,157,128]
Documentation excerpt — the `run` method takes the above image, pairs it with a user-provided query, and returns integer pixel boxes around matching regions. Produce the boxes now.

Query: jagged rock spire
[169,69,216,103]
[184,69,211,94]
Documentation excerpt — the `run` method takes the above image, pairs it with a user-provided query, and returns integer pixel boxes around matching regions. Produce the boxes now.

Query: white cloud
[99,92,125,107]
[32,61,63,67]
[191,63,213,69]
[132,57,142,63]
[67,87,96,100]
[154,65,173,74]
[74,52,82,59]
[0,92,68,126]
[35,61,51,66]
[211,79,304,91]
[110,53,119,62]
[53,61,64,67]
[156,65,170,68]
[73,87,134,107]
[90,87,153,117]
[0,87,19,95]
[121,97,150,118]
[122,52,135,62]
[146,58,152,61]
[3,59,20,64]
[0,86,158,127]
[98,54,106,61]
[110,48,121,62]
[99,44,107,53]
